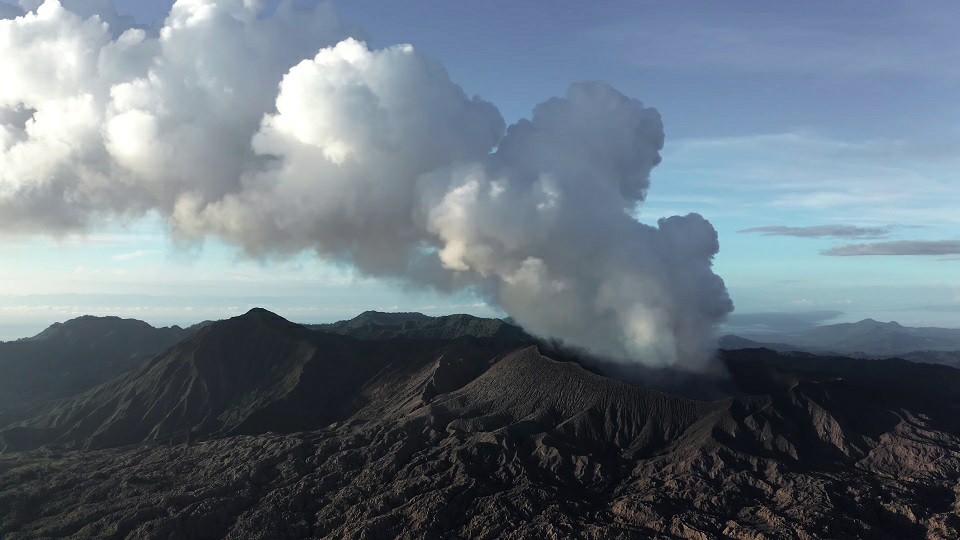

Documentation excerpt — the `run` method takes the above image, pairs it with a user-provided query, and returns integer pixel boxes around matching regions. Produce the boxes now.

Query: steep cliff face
[2,309,959,539]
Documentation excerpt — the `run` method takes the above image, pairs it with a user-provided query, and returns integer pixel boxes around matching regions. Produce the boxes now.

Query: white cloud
[111,249,156,261]
[0,1,734,368]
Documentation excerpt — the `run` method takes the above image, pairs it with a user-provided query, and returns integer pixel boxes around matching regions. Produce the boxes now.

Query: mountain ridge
[0,309,526,452]
[2,308,960,538]
[0,315,201,416]
[311,310,529,342]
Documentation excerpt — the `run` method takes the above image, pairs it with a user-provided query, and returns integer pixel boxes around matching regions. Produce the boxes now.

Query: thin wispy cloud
[586,4,960,78]
[660,130,960,225]
[740,225,891,239]
[824,240,960,257]
[111,250,158,261]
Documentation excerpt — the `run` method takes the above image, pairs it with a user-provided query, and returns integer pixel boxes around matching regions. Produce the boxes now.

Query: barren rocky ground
[2,309,959,539]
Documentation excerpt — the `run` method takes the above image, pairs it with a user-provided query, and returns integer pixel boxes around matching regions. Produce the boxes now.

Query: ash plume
[0,0,733,368]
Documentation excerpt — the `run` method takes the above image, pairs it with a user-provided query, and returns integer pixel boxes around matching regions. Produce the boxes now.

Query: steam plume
[0,0,733,368]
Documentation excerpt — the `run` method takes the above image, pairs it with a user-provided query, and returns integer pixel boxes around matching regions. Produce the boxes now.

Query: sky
[1,0,958,341]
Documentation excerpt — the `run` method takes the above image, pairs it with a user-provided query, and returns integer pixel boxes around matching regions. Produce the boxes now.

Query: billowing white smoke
[0,0,733,368]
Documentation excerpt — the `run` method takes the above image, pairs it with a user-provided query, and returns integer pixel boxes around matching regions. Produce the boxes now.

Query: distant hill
[717,334,803,353]
[899,350,960,369]
[311,310,530,341]
[315,310,433,329]
[722,318,960,360]
[0,316,201,415]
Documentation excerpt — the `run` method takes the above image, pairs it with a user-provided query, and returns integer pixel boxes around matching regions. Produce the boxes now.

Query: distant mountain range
[720,317,960,365]
[1,308,960,538]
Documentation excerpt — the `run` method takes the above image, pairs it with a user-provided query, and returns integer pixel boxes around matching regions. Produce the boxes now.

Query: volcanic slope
[1,310,960,539]
[0,316,199,416]
[0,309,521,452]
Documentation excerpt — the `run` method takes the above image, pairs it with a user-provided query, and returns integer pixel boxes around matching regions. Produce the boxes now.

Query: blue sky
[1,0,958,338]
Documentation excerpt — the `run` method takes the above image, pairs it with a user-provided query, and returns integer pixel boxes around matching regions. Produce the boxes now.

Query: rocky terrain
[1,309,960,539]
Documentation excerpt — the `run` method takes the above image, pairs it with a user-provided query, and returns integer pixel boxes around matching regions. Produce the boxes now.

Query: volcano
[1,309,959,539]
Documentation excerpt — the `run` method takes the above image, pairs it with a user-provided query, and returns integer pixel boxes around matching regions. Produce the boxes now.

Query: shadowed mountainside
[0,309,520,452]
[0,316,202,416]
[1,309,960,539]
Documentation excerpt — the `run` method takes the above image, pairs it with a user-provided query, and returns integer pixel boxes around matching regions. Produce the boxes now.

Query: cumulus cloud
[0,0,733,368]
[740,225,891,239]
[823,240,960,256]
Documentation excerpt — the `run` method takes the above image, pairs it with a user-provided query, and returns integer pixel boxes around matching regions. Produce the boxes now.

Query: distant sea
[0,321,50,342]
